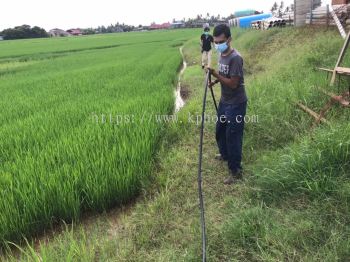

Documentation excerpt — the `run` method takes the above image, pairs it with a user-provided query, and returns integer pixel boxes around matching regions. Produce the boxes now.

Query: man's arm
[208,55,243,89]
[208,68,240,89]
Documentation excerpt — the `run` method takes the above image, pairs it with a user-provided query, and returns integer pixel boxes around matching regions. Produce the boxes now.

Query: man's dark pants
[216,101,247,173]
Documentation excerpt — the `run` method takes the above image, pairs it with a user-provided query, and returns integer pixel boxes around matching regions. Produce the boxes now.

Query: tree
[31,26,47,38]
[82,28,95,35]
[226,14,235,20]
[271,1,294,17]
[271,1,278,13]
[280,1,284,10]
[1,25,48,40]
[278,1,285,17]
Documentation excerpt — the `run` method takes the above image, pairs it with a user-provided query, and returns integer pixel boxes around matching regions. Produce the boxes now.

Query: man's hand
[208,80,217,89]
[206,67,239,90]
[208,79,220,88]
[206,67,219,78]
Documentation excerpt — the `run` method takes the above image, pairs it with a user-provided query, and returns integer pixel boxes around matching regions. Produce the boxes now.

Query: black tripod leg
[208,73,218,113]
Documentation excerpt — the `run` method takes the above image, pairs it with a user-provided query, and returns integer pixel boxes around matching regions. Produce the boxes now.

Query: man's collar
[221,48,234,57]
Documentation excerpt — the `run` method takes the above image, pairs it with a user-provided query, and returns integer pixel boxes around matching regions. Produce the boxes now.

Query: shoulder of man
[229,50,243,63]
[227,50,244,77]
[233,49,242,57]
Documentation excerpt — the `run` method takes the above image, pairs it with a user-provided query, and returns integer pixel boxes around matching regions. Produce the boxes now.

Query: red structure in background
[66,29,83,36]
[332,0,350,4]
[149,22,171,30]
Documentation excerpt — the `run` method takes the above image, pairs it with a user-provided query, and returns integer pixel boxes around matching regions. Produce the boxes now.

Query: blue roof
[238,13,273,28]
[234,9,256,18]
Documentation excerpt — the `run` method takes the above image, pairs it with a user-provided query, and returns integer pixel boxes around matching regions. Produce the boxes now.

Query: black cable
[198,71,219,261]
[208,73,218,113]
[197,71,211,262]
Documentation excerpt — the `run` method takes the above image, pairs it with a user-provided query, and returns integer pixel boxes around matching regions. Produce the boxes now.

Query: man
[200,25,214,69]
[207,24,248,185]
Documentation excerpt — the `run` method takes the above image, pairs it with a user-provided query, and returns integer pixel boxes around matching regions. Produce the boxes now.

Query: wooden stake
[296,102,329,124]
[331,32,350,85]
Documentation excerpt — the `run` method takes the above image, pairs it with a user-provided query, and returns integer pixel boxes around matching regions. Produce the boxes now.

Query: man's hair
[204,27,210,32]
[213,24,231,38]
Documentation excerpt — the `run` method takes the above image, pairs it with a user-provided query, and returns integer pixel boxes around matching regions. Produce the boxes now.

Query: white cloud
[0,0,294,31]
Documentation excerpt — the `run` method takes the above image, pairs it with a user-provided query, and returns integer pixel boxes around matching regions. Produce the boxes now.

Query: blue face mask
[215,42,228,53]
[204,31,209,35]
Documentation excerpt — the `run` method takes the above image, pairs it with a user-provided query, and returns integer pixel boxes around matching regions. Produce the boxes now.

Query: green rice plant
[0,29,198,245]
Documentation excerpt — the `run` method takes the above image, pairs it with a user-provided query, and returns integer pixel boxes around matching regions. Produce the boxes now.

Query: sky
[0,0,295,31]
